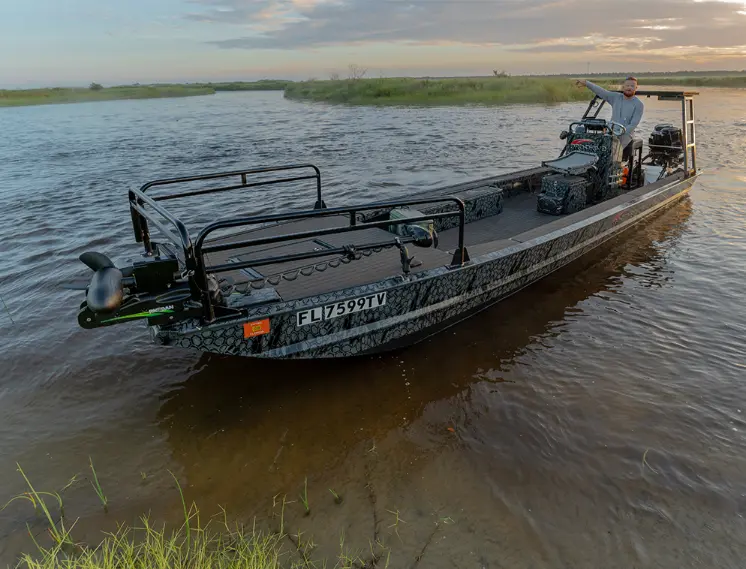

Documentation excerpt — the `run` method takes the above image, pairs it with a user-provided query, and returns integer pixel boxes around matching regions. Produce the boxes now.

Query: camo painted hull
[151,173,695,359]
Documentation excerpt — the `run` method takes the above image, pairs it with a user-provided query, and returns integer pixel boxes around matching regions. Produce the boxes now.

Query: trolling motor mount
[76,252,201,329]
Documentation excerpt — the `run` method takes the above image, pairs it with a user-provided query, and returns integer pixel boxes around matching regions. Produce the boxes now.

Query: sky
[1,0,746,87]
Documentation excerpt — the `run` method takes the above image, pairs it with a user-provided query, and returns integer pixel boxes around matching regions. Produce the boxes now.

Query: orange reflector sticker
[244,319,270,339]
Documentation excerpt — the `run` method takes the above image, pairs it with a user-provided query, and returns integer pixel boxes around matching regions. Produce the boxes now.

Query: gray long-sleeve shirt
[586,81,644,142]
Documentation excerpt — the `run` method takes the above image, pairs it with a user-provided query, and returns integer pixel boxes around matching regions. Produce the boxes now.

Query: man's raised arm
[575,79,616,103]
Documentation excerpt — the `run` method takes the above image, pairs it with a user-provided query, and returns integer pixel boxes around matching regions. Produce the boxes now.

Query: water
[1,88,745,567]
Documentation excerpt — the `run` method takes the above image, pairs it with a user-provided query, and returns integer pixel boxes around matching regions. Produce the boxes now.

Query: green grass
[283,76,609,106]
[633,75,746,88]
[2,463,400,569]
[87,458,107,513]
[6,71,742,110]
[567,74,746,88]
[0,80,294,108]
[0,85,216,108]
[206,80,294,91]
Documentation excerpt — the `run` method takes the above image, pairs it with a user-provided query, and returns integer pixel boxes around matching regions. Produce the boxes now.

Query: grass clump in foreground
[283,76,606,106]
[2,464,396,569]
[0,85,215,108]
[18,514,286,569]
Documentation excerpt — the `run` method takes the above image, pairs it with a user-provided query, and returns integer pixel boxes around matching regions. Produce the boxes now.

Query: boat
[70,90,700,359]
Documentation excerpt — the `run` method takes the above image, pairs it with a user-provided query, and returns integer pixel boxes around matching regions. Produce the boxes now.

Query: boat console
[537,90,694,216]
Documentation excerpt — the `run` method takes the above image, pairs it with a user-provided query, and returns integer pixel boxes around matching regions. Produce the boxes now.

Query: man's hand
[574,79,587,87]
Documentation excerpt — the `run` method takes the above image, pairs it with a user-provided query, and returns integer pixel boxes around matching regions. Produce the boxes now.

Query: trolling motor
[70,251,201,329]
[79,252,126,313]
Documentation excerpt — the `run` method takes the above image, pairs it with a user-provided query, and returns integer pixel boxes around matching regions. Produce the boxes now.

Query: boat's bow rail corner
[128,163,327,260]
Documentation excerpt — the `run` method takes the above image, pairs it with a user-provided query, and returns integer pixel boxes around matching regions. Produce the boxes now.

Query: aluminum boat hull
[150,171,695,359]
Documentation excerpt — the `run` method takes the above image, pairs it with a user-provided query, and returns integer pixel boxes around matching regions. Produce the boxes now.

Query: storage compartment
[388,208,438,247]
[537,174,590,215]
[417,187,505,232]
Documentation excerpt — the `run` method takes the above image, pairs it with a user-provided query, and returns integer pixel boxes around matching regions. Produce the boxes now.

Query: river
[0,88,745,567]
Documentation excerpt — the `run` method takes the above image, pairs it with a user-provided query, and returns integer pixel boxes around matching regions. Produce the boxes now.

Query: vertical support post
[194,250,215,324]
[688,97,697,174]
[313,166,326,209]
[129,191,154,257]
[449,199,470,266]
[681,98,689,176]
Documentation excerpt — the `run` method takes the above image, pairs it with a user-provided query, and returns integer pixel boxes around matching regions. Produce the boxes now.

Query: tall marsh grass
[283,76,603,106]
[0,85,215,108]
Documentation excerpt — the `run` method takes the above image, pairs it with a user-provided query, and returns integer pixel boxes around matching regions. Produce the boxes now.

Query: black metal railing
[129,164,324,258]
[581,90,699,178]
[128,165,470,323]
[193,196,468,322]
[582,97,607,120]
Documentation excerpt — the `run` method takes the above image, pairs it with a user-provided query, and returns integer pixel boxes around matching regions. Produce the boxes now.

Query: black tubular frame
[129,164,324,258]
[580,90,698,177]
[128,167,469,323]
[193,196,468,321]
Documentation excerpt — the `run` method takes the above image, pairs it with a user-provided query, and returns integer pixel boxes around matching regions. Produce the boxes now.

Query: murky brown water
[1,88,745,567]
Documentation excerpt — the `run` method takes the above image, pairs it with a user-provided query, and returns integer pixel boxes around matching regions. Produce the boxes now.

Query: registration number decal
[296,292,387,327]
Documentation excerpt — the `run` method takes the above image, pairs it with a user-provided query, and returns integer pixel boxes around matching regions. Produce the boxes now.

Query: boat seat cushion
[623,137,644,161]
[543,151,599,175]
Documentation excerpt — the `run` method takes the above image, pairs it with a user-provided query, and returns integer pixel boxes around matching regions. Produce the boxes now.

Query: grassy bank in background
[283,76,607,106]
[0,80,294,108]
[0,85,216,108]
[4,73,743,109]
[632,75,746,88]
[206,80,294,91]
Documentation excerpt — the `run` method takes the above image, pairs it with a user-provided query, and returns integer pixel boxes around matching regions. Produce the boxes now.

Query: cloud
[184,0,746,62]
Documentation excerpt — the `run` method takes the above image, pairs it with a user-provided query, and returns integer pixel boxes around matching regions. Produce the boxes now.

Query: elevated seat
[542,151,599,176]
[623,137,643,161]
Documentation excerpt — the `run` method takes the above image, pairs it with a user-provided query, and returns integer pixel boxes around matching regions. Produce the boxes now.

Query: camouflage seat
[562,132,623,202]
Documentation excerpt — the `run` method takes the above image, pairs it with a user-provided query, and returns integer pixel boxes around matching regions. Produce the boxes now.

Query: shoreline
[0,85,216,108]
[2,74,743,109]
[283,76,603,107]
[0,81,292,109]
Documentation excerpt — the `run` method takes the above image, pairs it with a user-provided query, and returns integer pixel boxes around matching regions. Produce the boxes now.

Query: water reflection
[155,197,692,526]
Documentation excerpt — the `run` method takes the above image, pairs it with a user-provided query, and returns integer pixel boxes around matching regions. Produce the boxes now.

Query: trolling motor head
[71,251,200,329]
[79,252,125,313]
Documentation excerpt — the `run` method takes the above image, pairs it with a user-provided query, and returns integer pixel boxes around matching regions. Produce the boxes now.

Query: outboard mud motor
[647,123,684,169]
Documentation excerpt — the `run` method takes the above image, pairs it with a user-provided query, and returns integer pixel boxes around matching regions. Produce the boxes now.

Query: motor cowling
[648,124,683,167]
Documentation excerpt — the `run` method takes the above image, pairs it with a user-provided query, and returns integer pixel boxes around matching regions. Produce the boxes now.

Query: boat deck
[436,192,550,252]
[205,189,551,301]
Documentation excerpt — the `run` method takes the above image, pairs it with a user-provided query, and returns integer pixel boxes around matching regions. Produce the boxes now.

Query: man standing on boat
[575,77,643,153]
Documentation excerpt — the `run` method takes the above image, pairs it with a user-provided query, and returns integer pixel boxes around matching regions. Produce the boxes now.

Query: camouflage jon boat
[71,90,701,359]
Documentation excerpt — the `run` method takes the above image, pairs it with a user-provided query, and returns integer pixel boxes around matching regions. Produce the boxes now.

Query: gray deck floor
[203,191,552,301]
[436,192,551,251]
[204,215,453,301]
